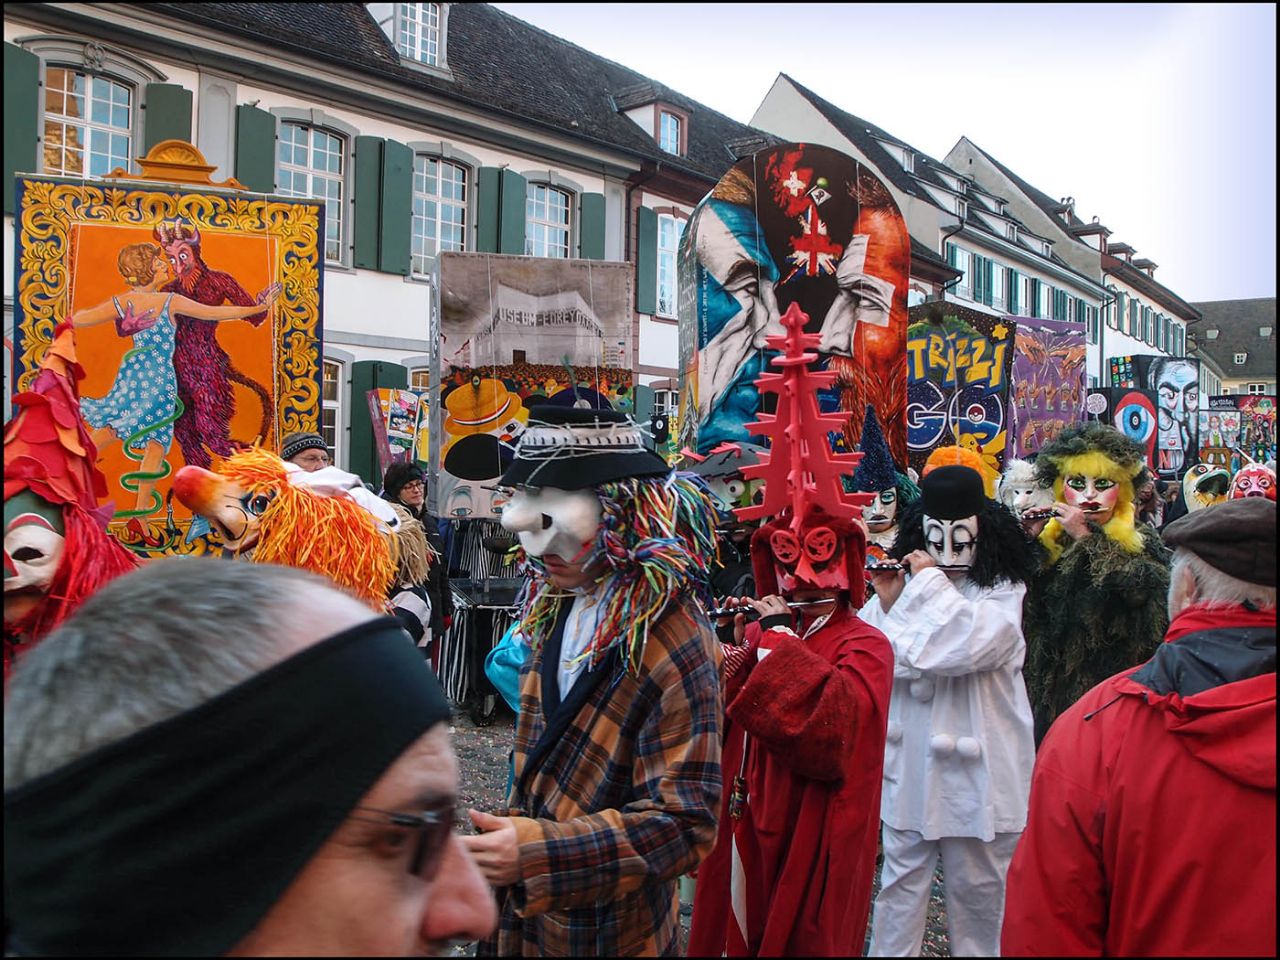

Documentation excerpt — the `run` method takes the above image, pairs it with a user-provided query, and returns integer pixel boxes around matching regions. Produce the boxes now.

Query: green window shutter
[476,166,500,253]
[348,360,409,486]
[1030,279,1040,318]
[143,83,192,150]
[984,259,995,307]
[635,205,658,315]
[973,255,984,303]
[353,137,383,269]
[235,104,276,193]
[498,168,526,255]
[580,192,606,260]
[4,42,39,216]
[1007,269,1018,313]
[945,242,957,267]
[379,139,413,275]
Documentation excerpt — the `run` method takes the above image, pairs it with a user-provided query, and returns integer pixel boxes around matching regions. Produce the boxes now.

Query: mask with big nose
[500,486,603,560]
[922,514,978,571]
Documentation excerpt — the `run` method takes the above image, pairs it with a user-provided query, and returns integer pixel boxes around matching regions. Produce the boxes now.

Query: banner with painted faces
[1086,388,1161,471]
[1109,355,1200,479]
[677,143,910,461]
[1008,317,1087,458]
[905,303,1016,476]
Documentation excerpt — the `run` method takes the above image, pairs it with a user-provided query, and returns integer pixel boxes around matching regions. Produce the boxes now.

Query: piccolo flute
[1018,507,1056,522]
[864,559,906,572]
[707,599,834,620]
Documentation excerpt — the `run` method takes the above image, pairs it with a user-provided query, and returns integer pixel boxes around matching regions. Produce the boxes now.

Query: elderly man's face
[229,724,495,955]
[289,448,331,472]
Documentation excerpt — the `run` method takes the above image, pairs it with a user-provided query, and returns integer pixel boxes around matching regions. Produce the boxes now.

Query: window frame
[22,35,167,180]
[1247,382,1267,394]
[272,108,359,268]
[524,180,574,259]
[658,110,681,155]
[655,211,686,319]
[321,352,352,470]
[388,3,452,76]
[409,151,470,276]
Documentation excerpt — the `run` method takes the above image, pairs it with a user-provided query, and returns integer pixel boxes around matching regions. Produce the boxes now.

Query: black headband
[4,618,451,956]
[280,433,327,461]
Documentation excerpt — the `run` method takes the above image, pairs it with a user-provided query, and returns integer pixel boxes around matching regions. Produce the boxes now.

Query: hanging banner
[431,253,634,519]
[1235,394,1276,463]
[1007,316,1087,458]
[677,142,910,460]
[905,302,1014,477]
[11,176,323,558]
[1108,355,1200,478]
[1197,408,1241,467]
[1085,387,1160,470]
[367,388,429,476]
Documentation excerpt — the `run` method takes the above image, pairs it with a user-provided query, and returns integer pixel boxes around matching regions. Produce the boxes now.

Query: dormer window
[1261,326,1273,337]
[1205,329,1219,339]
[1234,352,1248,364]
[1006,223,1017,242]
[659,110,681,154]
[393,3,448,69]
[901,150,914,173]
[956,197,967,218]
[1041,240,1051,257]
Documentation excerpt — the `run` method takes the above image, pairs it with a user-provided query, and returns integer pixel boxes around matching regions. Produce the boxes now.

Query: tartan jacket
[476,597,723,957]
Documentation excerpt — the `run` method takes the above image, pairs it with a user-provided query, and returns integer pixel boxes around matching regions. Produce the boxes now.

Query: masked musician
[850,404,920,563]
[463,406,723,957]
[859,465,1035,956]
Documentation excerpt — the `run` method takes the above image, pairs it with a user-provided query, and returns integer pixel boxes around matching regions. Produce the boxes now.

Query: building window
[412,155,467,274]
[901,150,915,173]
[1006,223,1018,242]
[321,359,344,468]
[653,389,677,417]
[397,3,441,65]
[956,198,968,219]
[1037,280,1050,319]
[43,67,133,178]
[946,244,971,299]
[990,260,1004,311]
[1247,382,1267,394]
[409,368,431,390]
[278,123,345,262]
[1234,352,1248,365]
[525,183,571,258]
[658,111,681,154]
[656,214,683,317]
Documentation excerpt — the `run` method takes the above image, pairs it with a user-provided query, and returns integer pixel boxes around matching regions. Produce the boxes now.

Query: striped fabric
[476,599,723,956]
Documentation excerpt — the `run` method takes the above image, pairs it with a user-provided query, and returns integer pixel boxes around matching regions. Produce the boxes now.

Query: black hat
[499,406,669,490]
[920,465,986,520]
[1163,497,1276,586]
[280,431,327,462]
[382,461,426,499]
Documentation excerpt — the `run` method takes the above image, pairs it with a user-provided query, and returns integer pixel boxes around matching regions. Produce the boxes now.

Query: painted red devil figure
[154,219,273,468]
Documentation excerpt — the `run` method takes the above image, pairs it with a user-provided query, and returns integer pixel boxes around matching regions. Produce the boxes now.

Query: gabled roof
[1190,298,1277,381]
[146,3,775,183]
[962,138,1087,230]
[1102,254,1201,321]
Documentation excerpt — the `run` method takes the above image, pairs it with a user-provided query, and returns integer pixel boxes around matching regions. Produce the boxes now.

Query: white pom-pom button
[930,734,956,756]
[886,721,903,743]
[956,736,982,759]
[909,678,935,702]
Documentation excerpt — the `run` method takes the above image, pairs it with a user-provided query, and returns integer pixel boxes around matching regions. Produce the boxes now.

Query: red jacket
[1002,603,1276,957]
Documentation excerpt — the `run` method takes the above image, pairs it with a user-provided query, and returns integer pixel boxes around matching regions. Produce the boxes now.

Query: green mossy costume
[1023,423,1171,745]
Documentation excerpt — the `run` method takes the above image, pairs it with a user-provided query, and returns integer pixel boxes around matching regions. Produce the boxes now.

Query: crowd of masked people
[4,410,1274,957]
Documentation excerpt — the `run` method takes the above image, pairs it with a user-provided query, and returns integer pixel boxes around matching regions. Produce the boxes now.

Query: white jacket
[858,568,1034,841]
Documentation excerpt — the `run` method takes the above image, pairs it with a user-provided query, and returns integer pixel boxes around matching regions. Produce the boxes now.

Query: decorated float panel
[430,252,634,519]
[1085,387,1161,471]
[11,164,323,559]
[1109,354,1200,478]
[676,142,910,461]
[904,302,1015,477]
[1198,399,1242,468]
[1234,394,1277,462]
[1007,316,1086,458]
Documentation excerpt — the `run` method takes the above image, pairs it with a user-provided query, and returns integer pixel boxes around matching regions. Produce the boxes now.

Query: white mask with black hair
[922,514,978,571]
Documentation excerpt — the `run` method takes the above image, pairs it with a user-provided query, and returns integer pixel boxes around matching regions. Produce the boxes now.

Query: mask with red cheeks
[1230,464,1276,501]
[751,506,866,599]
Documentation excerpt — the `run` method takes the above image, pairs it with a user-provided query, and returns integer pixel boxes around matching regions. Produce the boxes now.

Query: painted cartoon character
[1229,463,1276,501]
[154,220,275,469]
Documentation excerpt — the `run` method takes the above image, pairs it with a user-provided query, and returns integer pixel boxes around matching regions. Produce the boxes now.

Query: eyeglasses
[348,800,454,881]
[400,480,426,491]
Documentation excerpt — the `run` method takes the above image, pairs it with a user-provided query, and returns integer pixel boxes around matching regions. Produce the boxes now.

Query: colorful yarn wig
[515,472,721,676]
[1034,422,1147,564]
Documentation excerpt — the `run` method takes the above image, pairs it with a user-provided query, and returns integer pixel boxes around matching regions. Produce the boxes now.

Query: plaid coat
[476,598,722,956]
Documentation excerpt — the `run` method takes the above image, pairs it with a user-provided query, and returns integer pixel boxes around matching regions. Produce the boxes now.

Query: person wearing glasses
[382,461,454,668]
[3,557,496,956]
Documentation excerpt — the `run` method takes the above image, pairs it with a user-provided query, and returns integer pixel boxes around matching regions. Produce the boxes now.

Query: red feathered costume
[4,323,140,676]
[689,304,894,956]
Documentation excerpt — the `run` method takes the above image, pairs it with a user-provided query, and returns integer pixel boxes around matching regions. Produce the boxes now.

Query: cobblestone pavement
[448,707,950,956]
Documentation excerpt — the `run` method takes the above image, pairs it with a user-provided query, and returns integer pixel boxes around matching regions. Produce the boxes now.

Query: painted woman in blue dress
[72,243,280,531]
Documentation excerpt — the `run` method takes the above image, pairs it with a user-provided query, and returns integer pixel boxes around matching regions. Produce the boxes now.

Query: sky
[492,2,1276,304]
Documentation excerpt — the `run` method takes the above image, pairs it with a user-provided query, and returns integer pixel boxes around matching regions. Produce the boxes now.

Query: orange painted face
[172,466,275,554]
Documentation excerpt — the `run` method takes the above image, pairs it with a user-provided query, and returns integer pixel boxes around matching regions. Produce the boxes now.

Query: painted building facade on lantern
[2,2,778,477]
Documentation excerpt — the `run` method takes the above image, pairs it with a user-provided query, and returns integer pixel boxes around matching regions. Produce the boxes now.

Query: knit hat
[382,462,426,501]
[498,407,669,490]
[1163,497,1276,587]
[850,405,897,493]
[280,432,327,462]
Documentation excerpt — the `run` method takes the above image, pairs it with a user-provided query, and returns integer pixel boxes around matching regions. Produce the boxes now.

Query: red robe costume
[1002,602,1276,957]
[689,605,893,956]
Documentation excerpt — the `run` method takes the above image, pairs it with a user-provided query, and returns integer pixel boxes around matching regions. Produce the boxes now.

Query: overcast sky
[493,2,1276,304]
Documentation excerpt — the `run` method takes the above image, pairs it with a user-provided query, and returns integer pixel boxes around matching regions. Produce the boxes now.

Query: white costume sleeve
[875,568,1026,676]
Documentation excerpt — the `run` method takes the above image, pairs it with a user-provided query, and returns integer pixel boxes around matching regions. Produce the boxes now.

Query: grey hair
[1169,547,1277,620]
[4,557,348,789]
